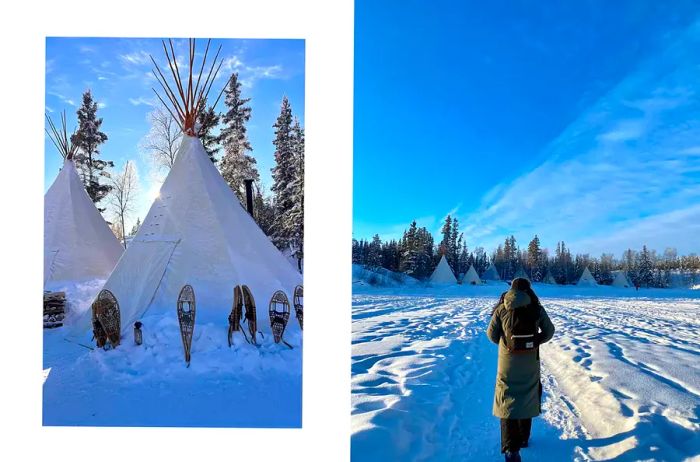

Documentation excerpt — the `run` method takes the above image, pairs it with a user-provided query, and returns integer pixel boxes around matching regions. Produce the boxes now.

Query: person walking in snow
[486,277,555,462]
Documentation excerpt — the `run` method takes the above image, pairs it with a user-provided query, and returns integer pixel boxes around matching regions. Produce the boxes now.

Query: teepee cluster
[45,40,303,355]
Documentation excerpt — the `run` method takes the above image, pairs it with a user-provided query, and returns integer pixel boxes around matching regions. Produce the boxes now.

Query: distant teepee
[482,263,501,281]
[462,264,482,285]
[577,267,598,286]
[611,271,632,288]
[75,40,302,338]
[542,269,558,285]
[430,254,457,284]
[44,111,123,286]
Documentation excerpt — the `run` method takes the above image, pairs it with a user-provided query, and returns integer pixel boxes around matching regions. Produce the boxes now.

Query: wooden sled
[269,290,292,349]
[293,285,303,330]
[91,289,121,349]
[177,284,196,366]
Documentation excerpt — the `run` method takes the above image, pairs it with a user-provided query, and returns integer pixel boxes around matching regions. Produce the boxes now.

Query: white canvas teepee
[577,267,598,286]
[44,113,123,286]
[482,263,500,281]
[77,136,302,336]
[462,264,482,285]
[542,270,557,285]
[74,39,302,339]
[612,271,632,288]
[430,255,457,284]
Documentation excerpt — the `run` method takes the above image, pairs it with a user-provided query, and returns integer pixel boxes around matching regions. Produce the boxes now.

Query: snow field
[351,287,700,461]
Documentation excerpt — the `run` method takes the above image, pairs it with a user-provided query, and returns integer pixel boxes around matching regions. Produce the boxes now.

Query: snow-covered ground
[43,281,302,427]
[351,283,700,461]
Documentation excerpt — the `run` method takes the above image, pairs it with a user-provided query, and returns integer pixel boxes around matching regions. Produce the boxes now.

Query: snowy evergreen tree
[637,245,654,288]
[527,235,543,282]
[217,73,260,202]
[270,96,296,249]
[440,215,454,267]
[286,118,305,267]
[366,234,383,269]
[197,102,220,163]
[129,217,142,237]
[71,90,112,212]
[623,248,639,286]
[253,187,275,237]
[599,253,614,285]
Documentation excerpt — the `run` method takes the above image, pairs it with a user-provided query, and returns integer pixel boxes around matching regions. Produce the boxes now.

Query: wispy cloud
[458,21,700,255]
[47,91,76,107]
[218,55,284,88]
[128,96,155,107]
[120,50,151,66]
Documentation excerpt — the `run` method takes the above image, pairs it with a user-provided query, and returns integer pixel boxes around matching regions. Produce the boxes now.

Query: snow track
[352,288,700,461]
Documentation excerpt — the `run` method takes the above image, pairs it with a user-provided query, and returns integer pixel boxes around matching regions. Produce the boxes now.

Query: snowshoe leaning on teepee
[72,39,302,349]
[44,111,123,289]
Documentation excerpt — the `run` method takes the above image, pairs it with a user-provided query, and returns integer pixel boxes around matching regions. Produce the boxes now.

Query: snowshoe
[241,285,258,345]
[293,285,303,330]
[91,289,121,349]
[228,285,244,346]
[269,290,292,349]
[177,284,196,366]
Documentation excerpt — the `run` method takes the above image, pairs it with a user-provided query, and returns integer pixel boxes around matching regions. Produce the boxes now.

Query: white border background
[0,0,353,460]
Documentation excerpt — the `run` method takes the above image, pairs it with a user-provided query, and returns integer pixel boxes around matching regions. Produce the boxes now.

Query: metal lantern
[134,321,143,346]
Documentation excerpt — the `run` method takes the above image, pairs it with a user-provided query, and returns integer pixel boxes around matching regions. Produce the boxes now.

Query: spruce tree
[367,234,383,269]
[197,102,220,163]
[527,235,543,282]
[270,96,296,249]
[218,73,260,201]
[253,188,275,237]
[638,245,654,288]
[71,90,112,211]
[286,118,305,267]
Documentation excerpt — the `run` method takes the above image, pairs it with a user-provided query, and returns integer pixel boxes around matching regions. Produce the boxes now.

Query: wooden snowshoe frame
[241,285,258,345]
[91,289,121,349]
[293,285,303,330]
[228,285,245,346]
[269,290,291,346]
[177,284,196,365]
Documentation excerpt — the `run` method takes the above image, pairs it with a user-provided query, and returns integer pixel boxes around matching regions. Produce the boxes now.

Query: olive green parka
[486,288,555,419]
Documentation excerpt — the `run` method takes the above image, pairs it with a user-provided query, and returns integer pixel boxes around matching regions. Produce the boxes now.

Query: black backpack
[503,303,539,353]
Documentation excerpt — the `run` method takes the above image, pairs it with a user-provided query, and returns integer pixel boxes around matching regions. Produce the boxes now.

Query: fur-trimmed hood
[504,289,531,310]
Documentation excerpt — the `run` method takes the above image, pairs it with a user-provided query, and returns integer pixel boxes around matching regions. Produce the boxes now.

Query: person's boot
[505,451,522,462]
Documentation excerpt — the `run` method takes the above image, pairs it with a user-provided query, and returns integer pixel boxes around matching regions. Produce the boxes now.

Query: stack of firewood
[44,291,66,329]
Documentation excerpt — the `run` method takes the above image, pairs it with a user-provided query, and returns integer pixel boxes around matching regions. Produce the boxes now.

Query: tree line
[352,215,700,288]
[53,72,303,266]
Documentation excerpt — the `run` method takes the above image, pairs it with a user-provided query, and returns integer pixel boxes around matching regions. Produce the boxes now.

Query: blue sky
[45,37,304,230]
[354,0,700,256]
